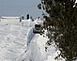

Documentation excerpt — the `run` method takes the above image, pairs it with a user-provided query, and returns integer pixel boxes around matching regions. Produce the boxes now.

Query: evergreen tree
[38,0,77,61]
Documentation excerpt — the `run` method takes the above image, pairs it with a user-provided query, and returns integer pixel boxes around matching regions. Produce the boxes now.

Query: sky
[0,0,77,18]
[0,0,42,18]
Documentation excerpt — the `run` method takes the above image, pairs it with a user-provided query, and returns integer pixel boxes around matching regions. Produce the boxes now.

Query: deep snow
[0,18,66,61]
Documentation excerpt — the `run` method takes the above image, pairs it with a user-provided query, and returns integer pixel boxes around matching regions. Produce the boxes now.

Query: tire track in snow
[16,27,37,61]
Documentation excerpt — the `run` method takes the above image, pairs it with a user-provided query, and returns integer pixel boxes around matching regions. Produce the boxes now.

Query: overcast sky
[0,0,77,18]
[0,0,42,18]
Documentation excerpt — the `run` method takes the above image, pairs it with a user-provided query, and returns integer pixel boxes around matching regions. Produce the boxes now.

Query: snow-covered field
[0,18,66,61]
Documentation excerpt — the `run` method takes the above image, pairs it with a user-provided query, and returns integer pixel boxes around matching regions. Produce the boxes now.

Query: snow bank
[18,34,48,61]
[19,33,66,61]
[26,27,35,46]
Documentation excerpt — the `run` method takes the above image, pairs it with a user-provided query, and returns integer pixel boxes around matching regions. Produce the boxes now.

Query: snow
[0,18,35,61]
[34,18,44,26]
[17,33,65,61]
[26,27,35,46]
[0,24,28,61]
[1,16,20,19]
[0,18,66,61]
[0,19,20,25]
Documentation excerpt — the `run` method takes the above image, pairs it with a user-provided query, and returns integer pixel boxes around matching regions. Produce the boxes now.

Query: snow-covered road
[0,23,32,61]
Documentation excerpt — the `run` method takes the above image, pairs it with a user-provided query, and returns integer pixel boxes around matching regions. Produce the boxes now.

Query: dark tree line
[38,0,77,61]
